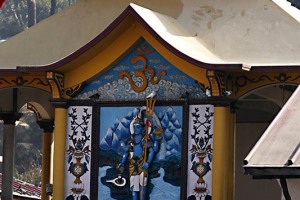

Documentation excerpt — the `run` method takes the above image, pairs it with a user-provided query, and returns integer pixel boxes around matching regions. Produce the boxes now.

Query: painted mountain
[99,106,182,162]
[99,106,182,199]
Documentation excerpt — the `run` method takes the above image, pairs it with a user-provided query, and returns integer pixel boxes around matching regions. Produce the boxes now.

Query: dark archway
[0,87,54,199]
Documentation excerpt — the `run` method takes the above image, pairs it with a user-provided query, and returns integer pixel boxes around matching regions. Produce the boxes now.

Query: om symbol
[119,45,166,92]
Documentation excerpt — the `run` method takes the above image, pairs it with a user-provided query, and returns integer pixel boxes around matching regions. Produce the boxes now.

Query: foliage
[14,143,42,186]
[0,113,43,186]
[14,112,43,185]
[0,0,77,40]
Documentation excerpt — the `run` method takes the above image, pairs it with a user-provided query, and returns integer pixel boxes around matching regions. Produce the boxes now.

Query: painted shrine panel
[65,106,92,199]
[76,39,206,100]
[98,104,184,199]
[187,105,214,200]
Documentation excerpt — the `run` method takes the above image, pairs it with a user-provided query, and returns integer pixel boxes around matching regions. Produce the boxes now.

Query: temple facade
[0,0,300,199]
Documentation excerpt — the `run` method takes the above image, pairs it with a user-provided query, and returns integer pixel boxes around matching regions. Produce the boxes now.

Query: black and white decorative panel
[65,106,93,200]
[187,105,214,200]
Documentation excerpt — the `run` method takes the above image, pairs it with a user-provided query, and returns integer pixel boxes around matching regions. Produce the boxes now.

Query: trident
[141,91,157,199]
[146,94,156,117]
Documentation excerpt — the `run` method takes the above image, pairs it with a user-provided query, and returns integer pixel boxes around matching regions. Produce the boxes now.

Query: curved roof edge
[3,3,300,73]
[11,4,243,73]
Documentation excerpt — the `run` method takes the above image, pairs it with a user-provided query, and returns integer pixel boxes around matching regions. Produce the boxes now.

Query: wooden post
[2,124,15,200]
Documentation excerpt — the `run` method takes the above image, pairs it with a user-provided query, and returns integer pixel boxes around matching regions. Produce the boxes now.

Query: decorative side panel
[65,106,92,199]
[187,105,214,199]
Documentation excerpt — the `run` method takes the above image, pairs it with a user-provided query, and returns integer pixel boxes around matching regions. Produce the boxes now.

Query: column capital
[208,97,234,107]
[206,70,233,98]
[49,98,69,109]
[46,71,64,99]
[0,112,22,125]
[37,119,54,133]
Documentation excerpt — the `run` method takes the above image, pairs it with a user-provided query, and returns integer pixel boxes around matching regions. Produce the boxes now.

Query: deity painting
[98,103,183,199]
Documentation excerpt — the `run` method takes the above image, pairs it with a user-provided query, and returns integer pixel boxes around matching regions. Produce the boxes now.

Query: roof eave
[247,65,300,71]
[244,166,300,179]
[12,4,243,73]
[10,4,300,74]
[12,5,136,73]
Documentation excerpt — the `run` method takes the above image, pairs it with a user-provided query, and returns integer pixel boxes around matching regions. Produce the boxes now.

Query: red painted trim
[0,0,5,9]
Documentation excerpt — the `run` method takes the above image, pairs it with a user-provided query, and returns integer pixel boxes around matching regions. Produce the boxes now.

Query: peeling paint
[192,5,223,29]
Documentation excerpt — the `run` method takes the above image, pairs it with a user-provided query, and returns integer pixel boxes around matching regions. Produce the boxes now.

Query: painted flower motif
[190,107,214,162]
[67,108,92,199]
[189,106,214,198]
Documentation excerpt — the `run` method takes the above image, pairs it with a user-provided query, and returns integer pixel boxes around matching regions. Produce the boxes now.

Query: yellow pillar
[212,106,235,200]
[37,119,54,200]
[52,107,67,199]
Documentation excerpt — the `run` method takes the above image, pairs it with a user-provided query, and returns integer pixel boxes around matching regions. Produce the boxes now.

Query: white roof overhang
[130,4,226,65]
[1,0,300,71]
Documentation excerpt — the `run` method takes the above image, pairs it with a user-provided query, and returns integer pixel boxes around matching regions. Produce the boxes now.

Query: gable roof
[1,0,300,72]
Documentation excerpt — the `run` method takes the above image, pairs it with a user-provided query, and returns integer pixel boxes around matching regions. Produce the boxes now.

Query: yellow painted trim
[64,23,143,88]
[46,71,64,99]
[212,106,234,200]
[52,108,67,199]
[0,74,50,92]
[234,71,300,99]
[64,22,209,89]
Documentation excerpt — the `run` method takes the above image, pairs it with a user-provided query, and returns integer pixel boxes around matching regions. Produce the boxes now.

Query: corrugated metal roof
[244,85,300,177]
[0,173,41,199]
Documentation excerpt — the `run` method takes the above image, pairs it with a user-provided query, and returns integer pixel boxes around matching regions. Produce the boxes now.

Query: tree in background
[0,0,77,39]
[14,110,43,186]
[0,111,43,185]
[27,0,36,27]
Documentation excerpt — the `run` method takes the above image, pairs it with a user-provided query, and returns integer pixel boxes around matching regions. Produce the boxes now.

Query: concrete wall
[235,123,281,200]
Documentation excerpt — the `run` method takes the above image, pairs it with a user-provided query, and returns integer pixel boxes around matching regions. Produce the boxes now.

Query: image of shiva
[117,108,162,200]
